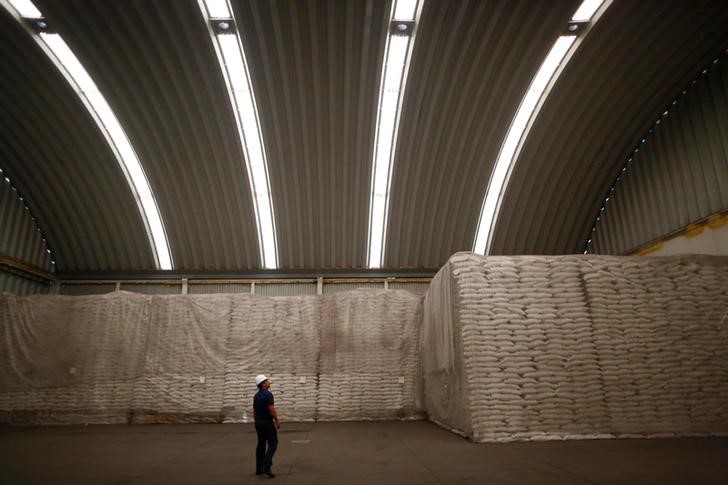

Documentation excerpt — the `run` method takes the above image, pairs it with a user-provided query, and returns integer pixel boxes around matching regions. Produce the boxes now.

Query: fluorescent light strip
[366,0,421,269]
[473,0,609,255]
[199,0,278,269]
[2,0,173,270]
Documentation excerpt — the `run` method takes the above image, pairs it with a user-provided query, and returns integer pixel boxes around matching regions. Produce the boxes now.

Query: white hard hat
[255,374,268,386]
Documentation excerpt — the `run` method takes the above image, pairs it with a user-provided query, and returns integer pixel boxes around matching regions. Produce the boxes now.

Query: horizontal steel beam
[0,255,56,282]
[56,267,438,281]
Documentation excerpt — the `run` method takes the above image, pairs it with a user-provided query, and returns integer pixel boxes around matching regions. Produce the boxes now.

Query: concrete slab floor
[1,421,726,484]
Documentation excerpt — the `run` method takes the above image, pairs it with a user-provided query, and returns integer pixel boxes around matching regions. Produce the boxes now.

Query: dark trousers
[255,418,278,473]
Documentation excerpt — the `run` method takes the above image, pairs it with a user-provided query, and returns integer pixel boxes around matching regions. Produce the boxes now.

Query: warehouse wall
[589,52,728,255]
[0,271,50,296]
[642,214,728,256]
[58,279,429,296]
[0,173,54,294]
[424,252,728,442]
[0,289,422,424]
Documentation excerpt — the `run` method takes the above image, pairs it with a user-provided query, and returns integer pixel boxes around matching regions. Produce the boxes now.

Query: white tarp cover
[424,253,728,442]
[0,289,422,424]
[421,261,471,436]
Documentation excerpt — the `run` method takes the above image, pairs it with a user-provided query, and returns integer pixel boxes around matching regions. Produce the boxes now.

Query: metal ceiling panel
[34,0,261,270]
[0,8,155,271]
[231,0,391,270]
[0,176,52,271]
[491,0,728,256]
[590,53,728,254]
[0,271,50,295]
[384,0,580,269]
[3,0,727,274]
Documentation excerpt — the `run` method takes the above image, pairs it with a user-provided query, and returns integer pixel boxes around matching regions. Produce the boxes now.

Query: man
[253,374,280,478]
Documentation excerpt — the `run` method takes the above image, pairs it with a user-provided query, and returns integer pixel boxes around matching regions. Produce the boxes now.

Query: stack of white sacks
[0,288,422,424]
[316,291,421,421]
[224,294,320,423]
[425,252,728,442]
[2,252,726,439]
[584,257,728,436]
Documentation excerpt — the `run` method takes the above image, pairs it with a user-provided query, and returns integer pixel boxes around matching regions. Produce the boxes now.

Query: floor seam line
[545,460,598,484]
[397,426,444,484]
[281,425,311,484]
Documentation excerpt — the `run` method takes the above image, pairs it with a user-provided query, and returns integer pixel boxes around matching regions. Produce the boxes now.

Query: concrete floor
[1,421,726,484]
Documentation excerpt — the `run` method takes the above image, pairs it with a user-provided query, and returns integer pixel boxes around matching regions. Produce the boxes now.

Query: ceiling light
[565,21,587,35]
[199,0,279,269]
[366,0,422,269]
[212,18,236,34]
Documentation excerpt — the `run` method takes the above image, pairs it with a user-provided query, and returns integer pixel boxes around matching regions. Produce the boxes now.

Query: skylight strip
[473,0,610,255]
[7,0,38,17]
[2,0,173,270]
[199,1,279,270]
[366,0,422,269]
[204,0,231,18]
[393,0,418,20]
[571,0,604,22]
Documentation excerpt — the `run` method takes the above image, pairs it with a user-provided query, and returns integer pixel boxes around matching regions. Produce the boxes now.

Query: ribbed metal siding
[389,281,430,296]
[59,283,115,295]
[323,281,384,294]
[255,282,317,297]
[491,1,728,256]
[188,283,251,295]
[0,270,50,295]
[590,54,728,254]
[120,283,181,295]
[0,176,52,271]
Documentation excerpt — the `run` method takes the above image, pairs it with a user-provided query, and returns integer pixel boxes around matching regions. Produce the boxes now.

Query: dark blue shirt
[253,389,274,420]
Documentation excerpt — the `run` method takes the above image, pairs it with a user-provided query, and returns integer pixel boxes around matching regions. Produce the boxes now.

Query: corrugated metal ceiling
[1,0,727,275]
[35,0,262,270]
[385,0,579,268]
[0,7,155,271]
[491,0,728,255]
[233,0,390,270]
[589,52,728,255]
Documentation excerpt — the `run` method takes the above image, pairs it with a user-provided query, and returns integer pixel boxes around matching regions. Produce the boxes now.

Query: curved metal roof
[0,8,155,271]
[385,0,580,268]
[1,0,727,275]
[589,51,728,255]
[36,0,262,270]
[491,0,728,255]
[233,0,390,270]
[0,174,53,271]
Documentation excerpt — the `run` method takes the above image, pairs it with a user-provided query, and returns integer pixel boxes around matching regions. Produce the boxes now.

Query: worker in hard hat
[253,374,280,478]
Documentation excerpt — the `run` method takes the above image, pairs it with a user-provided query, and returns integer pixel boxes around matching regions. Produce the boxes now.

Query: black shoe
[264,470,275,478]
